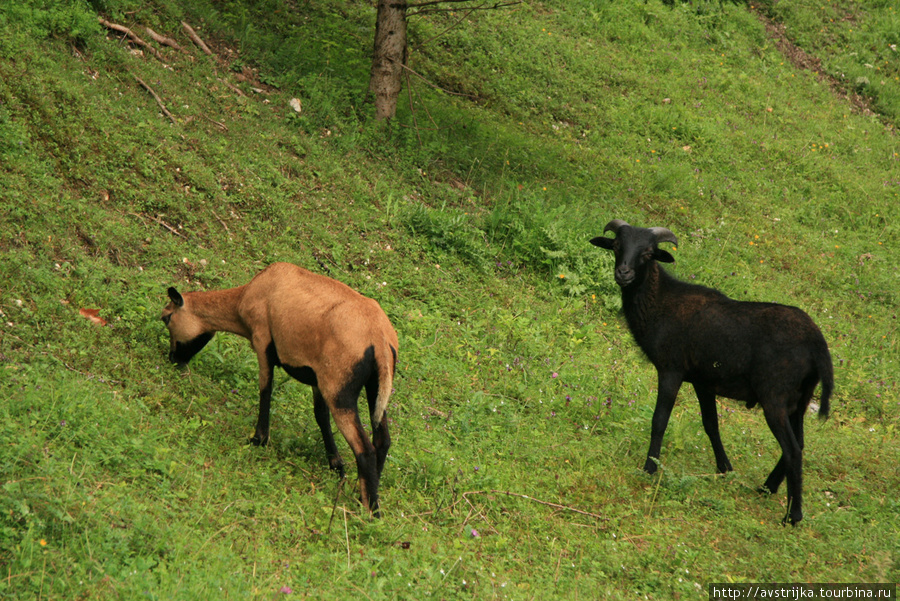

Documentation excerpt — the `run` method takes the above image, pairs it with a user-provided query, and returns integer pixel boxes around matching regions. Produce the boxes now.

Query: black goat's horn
[603,219,630,234]
[649,227,678,246]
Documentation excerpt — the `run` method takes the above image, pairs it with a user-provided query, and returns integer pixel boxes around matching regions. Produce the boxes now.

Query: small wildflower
[39,539,47,547]
[470,529,480,538]
[551,372,558,378]
[280,586,293,594]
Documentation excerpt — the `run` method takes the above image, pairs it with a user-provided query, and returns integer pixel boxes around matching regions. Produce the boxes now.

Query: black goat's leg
[761,456,786,494]
[693,383,733,473]
[313,387,345,478]
[763,405,803,525]
[761,408,805,495]
[644,371,683,474]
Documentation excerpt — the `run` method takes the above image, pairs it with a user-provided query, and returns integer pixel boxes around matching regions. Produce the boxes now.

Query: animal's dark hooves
[249,435,268,447]
[781,515,801,527]
[329,460,346,479]
[757,484,775,496]
[643,460,660,475]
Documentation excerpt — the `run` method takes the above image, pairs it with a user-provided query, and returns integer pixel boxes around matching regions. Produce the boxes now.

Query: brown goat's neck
[185,286,252,339]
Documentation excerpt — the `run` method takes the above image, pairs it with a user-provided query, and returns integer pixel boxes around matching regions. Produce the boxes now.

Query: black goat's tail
[816,343,834,420]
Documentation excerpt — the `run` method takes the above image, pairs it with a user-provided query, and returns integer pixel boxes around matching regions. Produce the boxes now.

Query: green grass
[1,0,898,598]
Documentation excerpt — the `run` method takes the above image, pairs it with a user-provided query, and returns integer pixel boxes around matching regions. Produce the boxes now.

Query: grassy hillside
[1,0,897,598]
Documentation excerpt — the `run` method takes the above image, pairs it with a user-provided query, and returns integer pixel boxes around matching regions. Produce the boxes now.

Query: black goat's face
[590,221,677,288]
[161,287,214,365]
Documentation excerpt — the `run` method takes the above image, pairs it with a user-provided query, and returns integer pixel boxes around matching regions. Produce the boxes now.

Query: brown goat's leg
[365,379,391,476]
[313,387,345,477]
[251,357,275,446]
[644,371,683,474]
[763,405,803,525]
[693,383,733,473]
[331,407,381,517]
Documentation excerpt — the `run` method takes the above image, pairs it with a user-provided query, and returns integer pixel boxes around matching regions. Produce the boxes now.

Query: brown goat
[161,262,399,516]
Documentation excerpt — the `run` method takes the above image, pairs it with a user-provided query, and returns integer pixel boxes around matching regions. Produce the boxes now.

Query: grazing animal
[161,262,399,517]
[591,220,833,525]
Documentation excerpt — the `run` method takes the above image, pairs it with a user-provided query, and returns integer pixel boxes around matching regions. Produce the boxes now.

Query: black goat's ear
[167,287,184,307]
[654,249,675,263]
[590,236,614,250]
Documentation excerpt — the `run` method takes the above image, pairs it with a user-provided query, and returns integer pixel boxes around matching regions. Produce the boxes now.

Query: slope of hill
[1,0,897,598]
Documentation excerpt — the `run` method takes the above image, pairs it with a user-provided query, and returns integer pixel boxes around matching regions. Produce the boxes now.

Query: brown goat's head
[590,220,678,287]
[161,287,214,365]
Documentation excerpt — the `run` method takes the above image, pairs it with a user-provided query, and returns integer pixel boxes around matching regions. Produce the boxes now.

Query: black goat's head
[590,220,678,287]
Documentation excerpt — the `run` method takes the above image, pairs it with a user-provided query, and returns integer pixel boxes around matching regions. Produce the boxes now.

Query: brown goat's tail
[371,342,397,426]
[816,344,834,420]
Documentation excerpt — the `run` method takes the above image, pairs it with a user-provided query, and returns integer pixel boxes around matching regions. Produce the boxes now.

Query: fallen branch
[462,489,608,521]
[182,21,214,57]
[134,76,176,124]
[98,17,164,61]
[217,77,247,98]
[204,116,229,132]
[126,211,185,238]
[144,26,186,53]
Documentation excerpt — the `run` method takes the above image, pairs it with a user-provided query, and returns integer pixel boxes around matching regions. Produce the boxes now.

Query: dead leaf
[79,308,107,326]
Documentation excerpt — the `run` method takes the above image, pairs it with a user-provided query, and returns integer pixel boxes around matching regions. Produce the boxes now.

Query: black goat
[591,219,833,525]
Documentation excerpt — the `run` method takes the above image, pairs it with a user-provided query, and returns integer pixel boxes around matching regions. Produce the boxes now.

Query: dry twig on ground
[182,21,214,57]
[134,76,176,124]
[98,17,164,61]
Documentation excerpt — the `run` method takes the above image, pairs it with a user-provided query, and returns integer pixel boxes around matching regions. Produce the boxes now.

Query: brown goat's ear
[655,249,675,263]
[590,236,615,250]
[167,287,184,307]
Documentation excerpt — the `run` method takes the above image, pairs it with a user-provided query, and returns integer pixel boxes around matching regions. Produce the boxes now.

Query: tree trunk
[369,1,408,121]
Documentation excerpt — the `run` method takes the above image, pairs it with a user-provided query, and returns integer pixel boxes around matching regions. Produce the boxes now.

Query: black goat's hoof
[328,459,346,479]
[643,458,661,475]
[249,435,268,447]
[781,515,801,527]
[757,484,775,496]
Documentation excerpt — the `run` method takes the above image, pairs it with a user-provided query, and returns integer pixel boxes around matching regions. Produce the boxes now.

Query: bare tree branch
[397,61,478,99]
[408,0,521,17]
[144,27,186,53]
[414,1,482,48]
[99,17,164,61]
[134,76,176,124]
[182,21,214,57]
